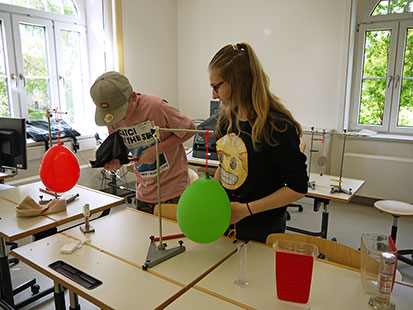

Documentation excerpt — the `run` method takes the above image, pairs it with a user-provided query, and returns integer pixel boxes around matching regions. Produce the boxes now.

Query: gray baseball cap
[90,71,133,126]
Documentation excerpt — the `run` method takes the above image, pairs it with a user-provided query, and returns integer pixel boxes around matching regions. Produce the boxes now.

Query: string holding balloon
[205,130,209,175]
[174,127,229,243]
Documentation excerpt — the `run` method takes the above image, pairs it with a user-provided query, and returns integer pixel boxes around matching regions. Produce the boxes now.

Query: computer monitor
[210,100,220,116]
[0,117,27,171]
[192,114,218,160]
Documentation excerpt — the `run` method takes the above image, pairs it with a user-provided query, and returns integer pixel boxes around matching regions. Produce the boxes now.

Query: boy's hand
[104,158,121,171]
[138,146,156,165]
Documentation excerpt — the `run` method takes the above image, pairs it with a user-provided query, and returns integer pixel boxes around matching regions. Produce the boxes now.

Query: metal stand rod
[307,127,316,190]
[45,109,68,149]
[46,109,53,149]
[337,129,347,184]
[330,130,352,195]
[318,129,327,176]
[142,126,214,270]
[157,128,214,134]
[142,126,214,269]
[308,126,314,176]
[155,127,164,247]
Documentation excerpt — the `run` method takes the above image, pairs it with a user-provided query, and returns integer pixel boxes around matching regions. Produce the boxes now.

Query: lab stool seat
[374,200,413,266]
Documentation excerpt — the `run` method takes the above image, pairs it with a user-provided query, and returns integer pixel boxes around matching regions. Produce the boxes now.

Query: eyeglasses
[211,81,224,93]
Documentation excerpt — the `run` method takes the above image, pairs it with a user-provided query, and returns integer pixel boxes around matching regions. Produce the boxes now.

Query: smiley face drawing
[216,133,248,190]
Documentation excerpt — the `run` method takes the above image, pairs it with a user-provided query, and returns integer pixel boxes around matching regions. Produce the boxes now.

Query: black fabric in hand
[90,132,130,168]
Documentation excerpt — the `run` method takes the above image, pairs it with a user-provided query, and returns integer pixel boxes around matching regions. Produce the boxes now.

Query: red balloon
[39,144,80,193]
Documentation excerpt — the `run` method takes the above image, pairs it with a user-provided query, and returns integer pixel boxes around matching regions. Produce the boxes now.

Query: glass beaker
[233,242,248,287]
[360,233,397,295]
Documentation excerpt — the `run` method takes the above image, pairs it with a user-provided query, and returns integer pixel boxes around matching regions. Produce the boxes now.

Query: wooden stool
[374,200,413,266]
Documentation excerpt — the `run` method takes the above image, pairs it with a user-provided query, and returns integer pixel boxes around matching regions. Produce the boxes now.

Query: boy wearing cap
[90,71,196,214]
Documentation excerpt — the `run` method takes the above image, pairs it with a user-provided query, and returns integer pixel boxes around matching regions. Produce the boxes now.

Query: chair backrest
[153,168,199,221]
[153,203,178,221]
[266,233,361,269]
[188,168,199,184]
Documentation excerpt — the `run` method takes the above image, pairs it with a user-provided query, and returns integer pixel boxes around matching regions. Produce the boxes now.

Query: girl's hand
[229,201,250,225]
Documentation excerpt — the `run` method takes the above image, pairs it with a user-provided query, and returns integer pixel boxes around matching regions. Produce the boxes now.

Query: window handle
[10,73,18,87]
[394,75,400,88]
[19,73,26,87]
[59,75,65,86]
[387,75,393,88]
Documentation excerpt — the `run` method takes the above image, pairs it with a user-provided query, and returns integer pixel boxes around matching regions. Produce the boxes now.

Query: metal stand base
[80,224,95,233]
[308,180,316,190]
[142,236,185,270]
[330,186,352,195]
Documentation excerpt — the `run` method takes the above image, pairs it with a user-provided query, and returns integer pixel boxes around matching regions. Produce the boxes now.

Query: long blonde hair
[209,42,302,151]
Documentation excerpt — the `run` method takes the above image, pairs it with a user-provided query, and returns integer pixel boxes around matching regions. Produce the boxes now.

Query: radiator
[343,152,413,202]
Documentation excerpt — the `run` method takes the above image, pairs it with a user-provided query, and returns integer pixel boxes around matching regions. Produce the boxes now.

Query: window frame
[350,3,413,135]
[350,21,399,132]
[11,14,59,120]
[389,19,413,133]
[54,21,90,127]
[0,1,93,132]
[0,12,18,115]
[0,2,84,24]
[359,0,413,22]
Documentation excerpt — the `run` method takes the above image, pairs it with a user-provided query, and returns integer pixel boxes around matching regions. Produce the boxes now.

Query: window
[351,0,413,134]
[0,0,78,16]
[0,1,91,133]
[372,0,413,15]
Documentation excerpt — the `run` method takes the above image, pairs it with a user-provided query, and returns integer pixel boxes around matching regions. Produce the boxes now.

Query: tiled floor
[7,197,413,309]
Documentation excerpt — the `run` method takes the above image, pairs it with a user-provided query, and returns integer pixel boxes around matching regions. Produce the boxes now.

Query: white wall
[122,0,178,106]
[121,0,351,130]
[176,0,351,130]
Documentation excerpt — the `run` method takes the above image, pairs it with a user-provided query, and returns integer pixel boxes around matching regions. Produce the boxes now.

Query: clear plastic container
[360,233,397,295]
[273,240,319,304]
[273,239,319,256]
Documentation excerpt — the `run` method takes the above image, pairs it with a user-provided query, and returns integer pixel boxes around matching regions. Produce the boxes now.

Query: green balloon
[177,174,231,243]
